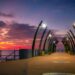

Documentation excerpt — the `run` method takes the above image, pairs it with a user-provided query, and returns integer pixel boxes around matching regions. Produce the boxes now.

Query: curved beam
[67,32,75,54]
[38,27,47,55]
[43,30,51,51]
[69,29,75,44]
[73,24,75,29]
[62,37,70,52]
[47,37,53,53]
[66,35,73,52]
[32,21,43,57]
[48,37,57,53]
[69,29,75,39]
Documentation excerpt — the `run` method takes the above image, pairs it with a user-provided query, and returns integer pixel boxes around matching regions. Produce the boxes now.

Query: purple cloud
[0,12,14,18]
[6,22,58,41]
[0,21,58,42]
[7,22,36,40]
[0,21,6,27]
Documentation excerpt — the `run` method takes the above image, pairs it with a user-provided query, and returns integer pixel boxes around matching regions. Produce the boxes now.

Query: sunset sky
[0,0,75,50]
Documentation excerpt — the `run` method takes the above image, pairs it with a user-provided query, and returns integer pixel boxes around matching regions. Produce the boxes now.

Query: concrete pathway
[0,52,75,75]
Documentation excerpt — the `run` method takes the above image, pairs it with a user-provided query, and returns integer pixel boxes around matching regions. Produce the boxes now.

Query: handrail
[5,51,15,61]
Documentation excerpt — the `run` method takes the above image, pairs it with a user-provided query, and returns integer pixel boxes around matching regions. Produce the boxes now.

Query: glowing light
[53,41,56,44]
[66,37,69,41]
[41,23,47,28]
[48,34,52,38]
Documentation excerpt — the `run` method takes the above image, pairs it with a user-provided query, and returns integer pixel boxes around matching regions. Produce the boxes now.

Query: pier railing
[0,50,19,62]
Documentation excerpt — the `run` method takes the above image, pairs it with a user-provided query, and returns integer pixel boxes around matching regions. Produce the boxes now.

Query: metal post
[14,50,16,60]
[0,50,1,57]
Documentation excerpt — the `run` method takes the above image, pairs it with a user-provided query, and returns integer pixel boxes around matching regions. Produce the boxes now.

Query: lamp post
[32,21,43,57]
[45,34,53,54]
[0,50,1,57]
[38,24,47,55]
[52,40,56,52]
[43,30,51,52]
[47,34,53,53]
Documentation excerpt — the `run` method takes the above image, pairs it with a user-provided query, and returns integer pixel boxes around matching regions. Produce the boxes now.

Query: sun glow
[0,42,14,45]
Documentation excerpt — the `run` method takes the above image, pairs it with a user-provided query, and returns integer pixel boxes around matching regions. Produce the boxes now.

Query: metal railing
[0,50,19,62]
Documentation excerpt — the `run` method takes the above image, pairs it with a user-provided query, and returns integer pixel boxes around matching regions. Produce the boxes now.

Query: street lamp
[32,21,43,57]
[47,33,53,52]
[52,40,56,52]
[48,34,52,38]
[38,25,47,55]
[47,37,57,53]
[43,30,51,51]
[65,36,71,53]
[32,21,47,56]
[41,23,47,29]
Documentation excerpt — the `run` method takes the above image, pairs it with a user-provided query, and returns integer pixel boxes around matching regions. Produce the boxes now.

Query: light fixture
[53,41,56,44]
[41,23,47,29]
[48,34,52,38]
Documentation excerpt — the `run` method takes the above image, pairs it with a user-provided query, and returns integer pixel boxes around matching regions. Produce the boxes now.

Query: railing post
[0,50,1,57]
[14,50,16,60]
[6,57,7,61]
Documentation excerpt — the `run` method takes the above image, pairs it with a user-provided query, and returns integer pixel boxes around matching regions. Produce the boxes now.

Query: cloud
[0,12,14,18]
[7,22,36,40]
[0,20,46,44]
[2,21,59,43]
[0,20,65,50]
[0,21,6,27]
[0,21,61,47]
[0,21,65,42]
